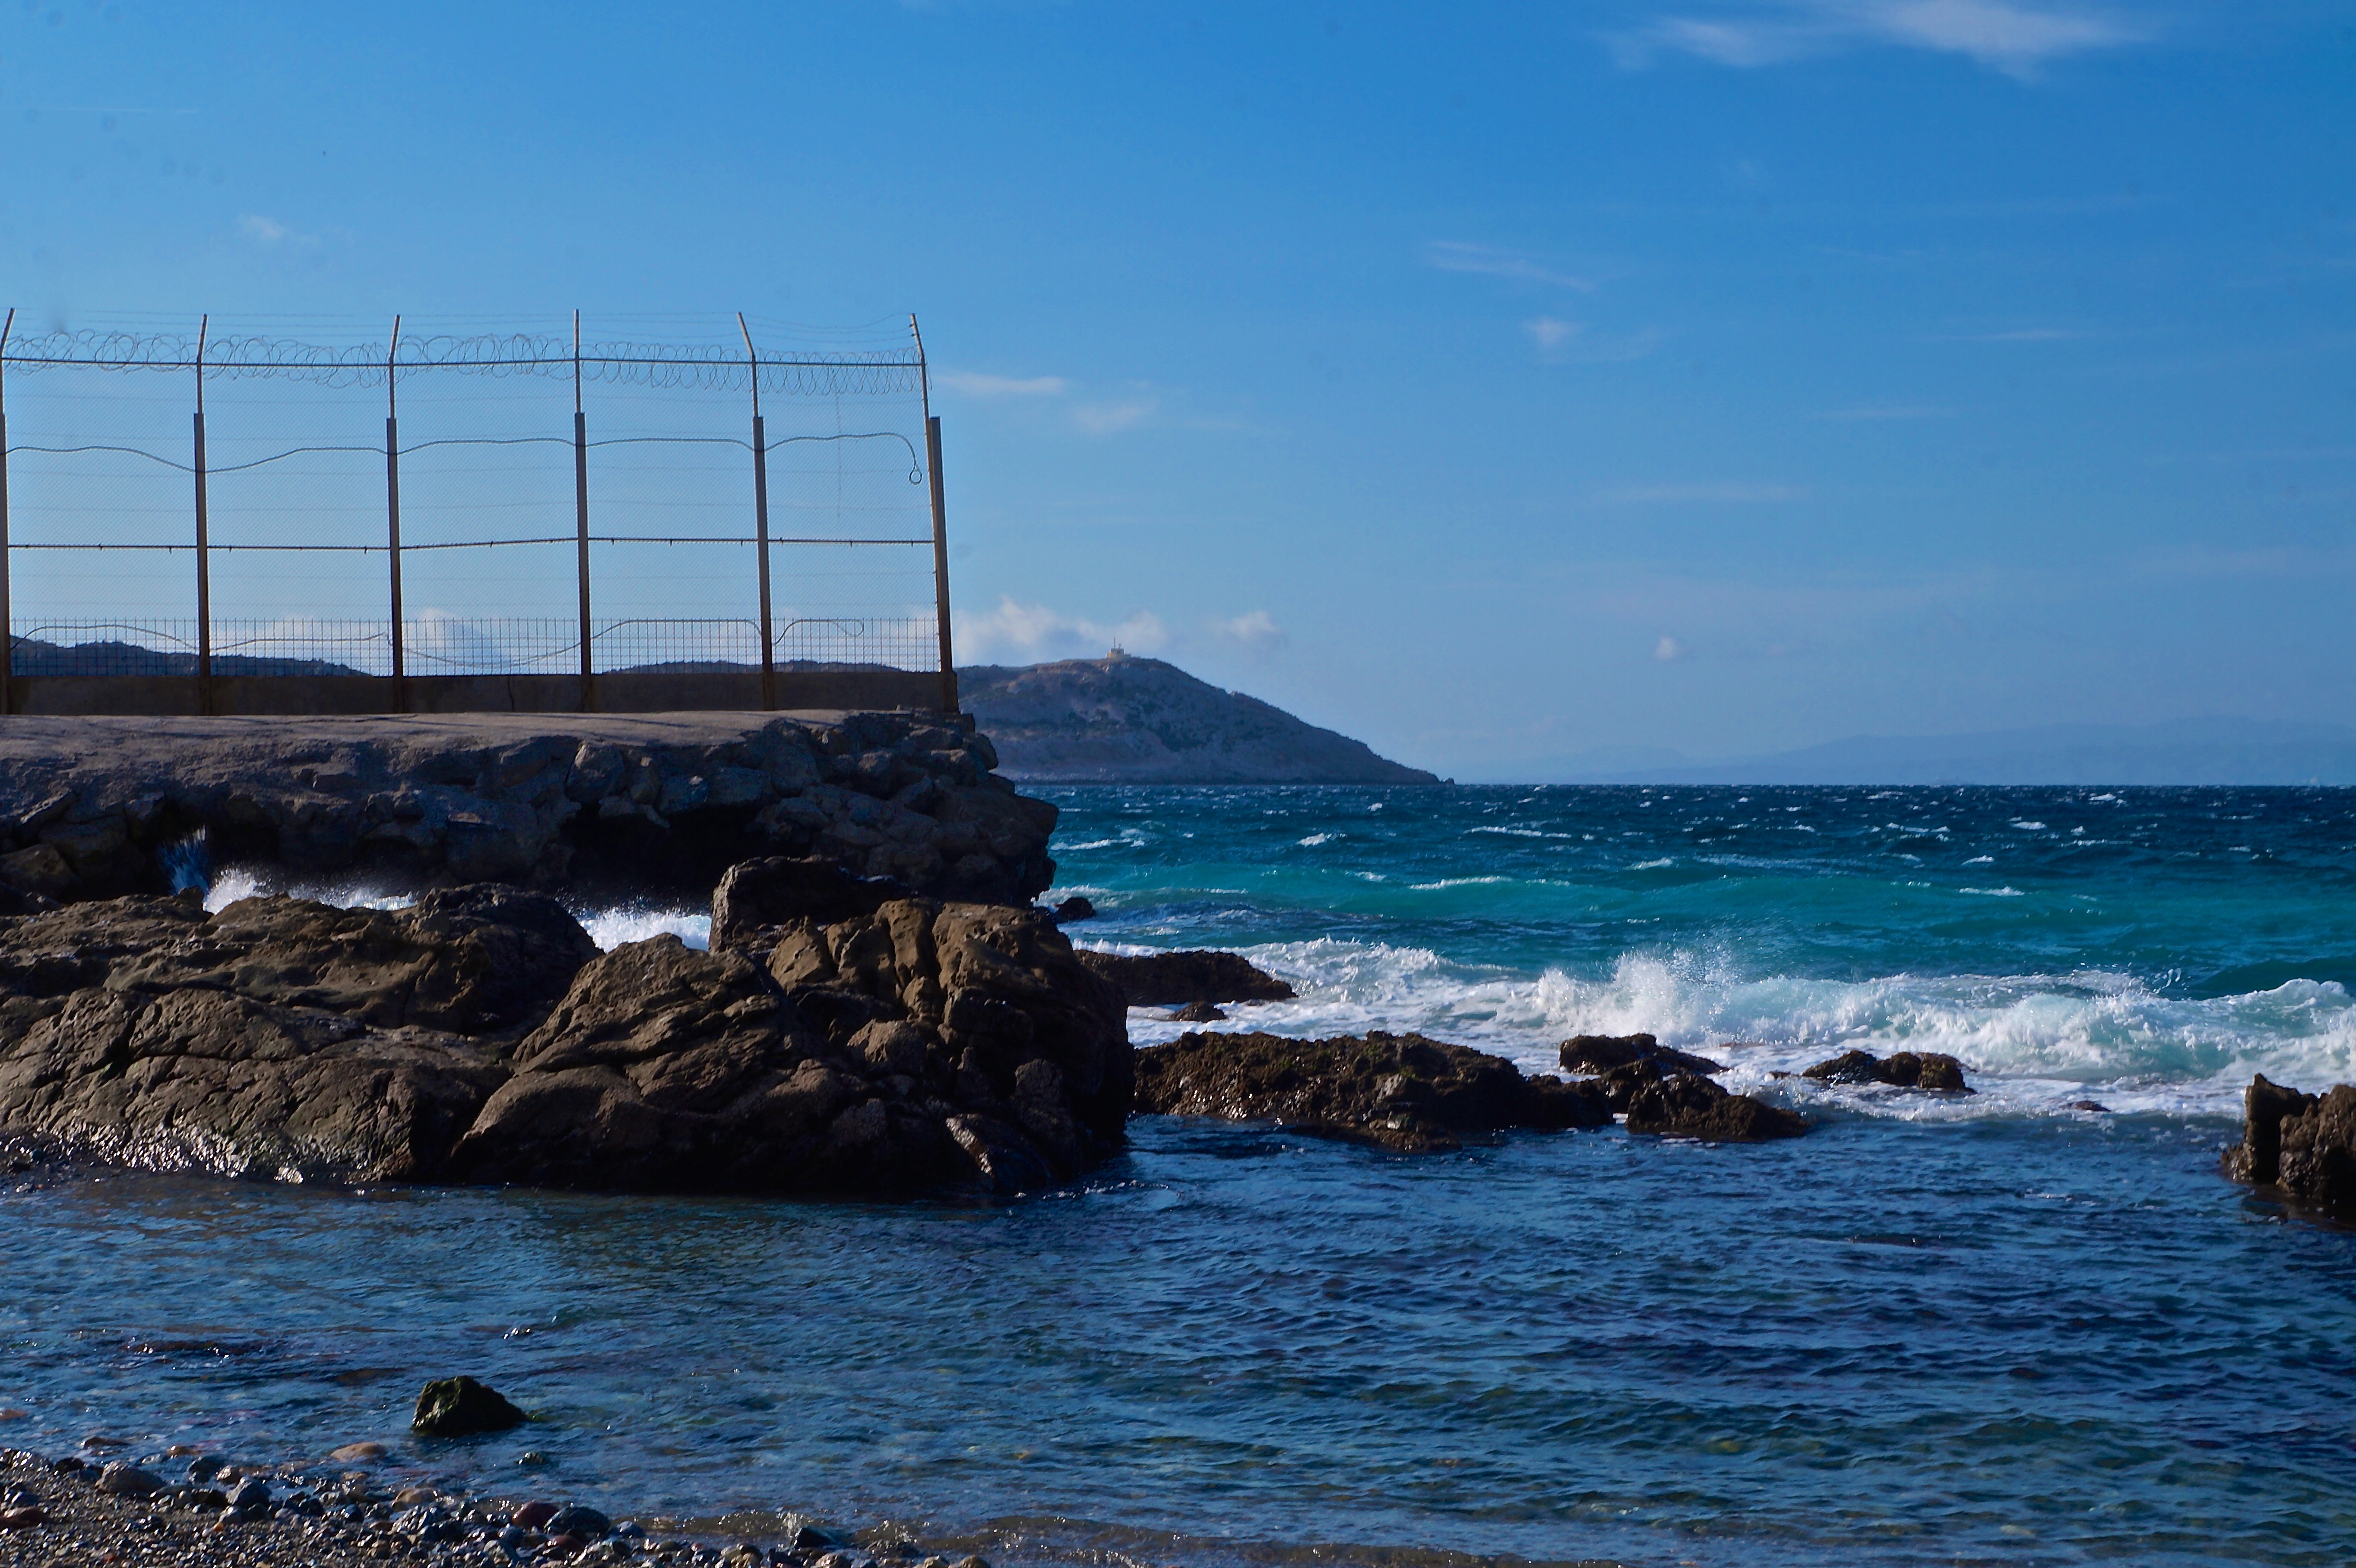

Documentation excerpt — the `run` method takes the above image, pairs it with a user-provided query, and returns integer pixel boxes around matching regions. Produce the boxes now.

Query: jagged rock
[1802,1048,1972,1092]
[2224,1075,2356,1215]
[1170,1001,1227,1023]
[1133,1029,1609,1152]
[1077,949,1295,1007]
[456,878,1132,1194]
[412,1377,526,1437]
[1624,1073,1811,1142]
[708,856,909,951]
[1051,895,1096,923]
[1558,1032,1726,1077]
[0,889,581,1181]
[0,712,1054,909]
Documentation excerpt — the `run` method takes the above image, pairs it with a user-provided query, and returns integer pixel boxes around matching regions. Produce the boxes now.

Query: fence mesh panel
[0,314,945,680]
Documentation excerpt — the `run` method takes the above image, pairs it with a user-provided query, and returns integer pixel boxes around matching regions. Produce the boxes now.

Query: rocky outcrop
[1556,1031,1811,1140]
[1803,1047,1972,1092]
[0,865,1131,1195]
[960,654,1442,784]
[0,711,1057,909]
[0,888,581,1182]
[2224,1075,2356,1216]
[1076,948,1296,1007]
[1624,1073,1811,1142]
[1134,1030,1609,1151]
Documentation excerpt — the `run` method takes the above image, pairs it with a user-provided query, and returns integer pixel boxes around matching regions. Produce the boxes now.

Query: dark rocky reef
[1558,1032,1811,1141]
[2223,1074,2356,1217]
[0,712,1056,910]
[1076,948,1296,1008]
[1134,1029,1608,1151]
[0,861,1130,1195]
[1803,1047,1973,1093]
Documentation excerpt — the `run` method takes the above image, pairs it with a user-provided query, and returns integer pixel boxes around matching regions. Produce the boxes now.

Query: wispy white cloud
[1613,0,2146,78]
[956,596,1168,662]
[1072,399,1155,435]
[1426,241,1596,292]
[1525,316,1583,352]
[937,370,1067,398]
[1655,635,1689,661]
[1213,610,1289,656]
[1602,481,1808,503]
[238,214,289,243]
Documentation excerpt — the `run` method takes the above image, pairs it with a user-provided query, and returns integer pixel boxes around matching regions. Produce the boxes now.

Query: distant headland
[958,653,1440,785]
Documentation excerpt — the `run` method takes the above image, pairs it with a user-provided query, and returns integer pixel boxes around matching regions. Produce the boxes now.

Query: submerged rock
[1134,1029,1610,1152]
[411,1377,526,1437]
[1077,949,1296,1007]
[1803,1048,1972,1093]
[1623,1073,1811,1143]
[2224,1074,2356,1216]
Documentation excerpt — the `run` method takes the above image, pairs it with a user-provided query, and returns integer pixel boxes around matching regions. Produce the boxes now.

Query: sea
[7,784,2356,1568]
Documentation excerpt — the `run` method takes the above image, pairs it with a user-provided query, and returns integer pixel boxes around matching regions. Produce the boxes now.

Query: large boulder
[1559,1032,1725,1076]
[2224,1075,2356,1215]
[1077,949,1295,1008]
[0,889,586,1181]
[1134,1029,1609,1152]
[456,880,1134,1194]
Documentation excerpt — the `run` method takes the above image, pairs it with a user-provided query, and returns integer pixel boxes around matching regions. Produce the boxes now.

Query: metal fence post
[573,311,594,712]
[927,415,955,715]
[385,315,406,713]
[0,307,14,718]
[193,315,212,716]
[739,314,774,711]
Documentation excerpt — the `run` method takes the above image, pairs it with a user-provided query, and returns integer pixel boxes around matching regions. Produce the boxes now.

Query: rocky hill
[957,654,1439,784]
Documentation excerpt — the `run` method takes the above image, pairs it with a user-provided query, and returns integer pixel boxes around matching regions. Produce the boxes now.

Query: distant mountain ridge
[1482,718,2356,786]
[958,655,1440,784]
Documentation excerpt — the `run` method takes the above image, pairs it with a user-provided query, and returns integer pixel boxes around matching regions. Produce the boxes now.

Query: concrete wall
[6,670,956,717]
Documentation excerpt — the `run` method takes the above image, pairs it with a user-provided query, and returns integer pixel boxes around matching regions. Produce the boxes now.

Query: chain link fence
[0,312,956,710]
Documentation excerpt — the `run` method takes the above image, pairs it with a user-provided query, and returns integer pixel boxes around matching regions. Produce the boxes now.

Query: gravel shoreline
[0,1448,985,1568]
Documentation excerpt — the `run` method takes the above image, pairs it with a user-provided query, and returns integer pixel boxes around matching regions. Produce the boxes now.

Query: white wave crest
[1127,939,2356,1120]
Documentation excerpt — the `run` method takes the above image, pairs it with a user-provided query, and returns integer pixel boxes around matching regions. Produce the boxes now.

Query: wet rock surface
[1076,948,1296,1007]
[1133,1030,1609,1152]
[0,712,1056,909]
[410,1378,525,1438]
[0,888,579,1182]
[1623,1073,1812,1142]
[2224,1074,2356,1216]
[0,863,1130,1195]
[1555,1032,1811,1140]
[1803,1047,1973,1092]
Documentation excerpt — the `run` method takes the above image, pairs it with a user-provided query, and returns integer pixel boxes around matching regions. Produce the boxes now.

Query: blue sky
[1,1,2350,775]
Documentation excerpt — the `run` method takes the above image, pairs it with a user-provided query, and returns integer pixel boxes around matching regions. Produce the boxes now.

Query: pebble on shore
[0,1447,990,1568]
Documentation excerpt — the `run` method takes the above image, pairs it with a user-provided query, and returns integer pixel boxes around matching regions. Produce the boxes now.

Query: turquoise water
[6,786,2356,1566]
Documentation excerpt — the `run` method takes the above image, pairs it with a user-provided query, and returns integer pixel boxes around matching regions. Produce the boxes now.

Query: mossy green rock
[412,1375,526,1436]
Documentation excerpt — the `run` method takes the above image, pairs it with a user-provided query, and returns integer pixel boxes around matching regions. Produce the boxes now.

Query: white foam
[1125,939,2356,1120]
[575,906,711,952]
[203,868,415,915]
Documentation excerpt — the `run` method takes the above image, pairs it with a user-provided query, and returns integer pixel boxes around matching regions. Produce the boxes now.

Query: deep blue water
[7,785,2356,1567]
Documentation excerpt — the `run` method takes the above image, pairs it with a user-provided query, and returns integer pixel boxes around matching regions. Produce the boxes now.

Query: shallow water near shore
[11,784,2356,1565]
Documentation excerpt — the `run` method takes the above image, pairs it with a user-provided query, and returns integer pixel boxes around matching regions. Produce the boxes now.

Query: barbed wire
[3,429,926,481]
[0,329,924,396]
